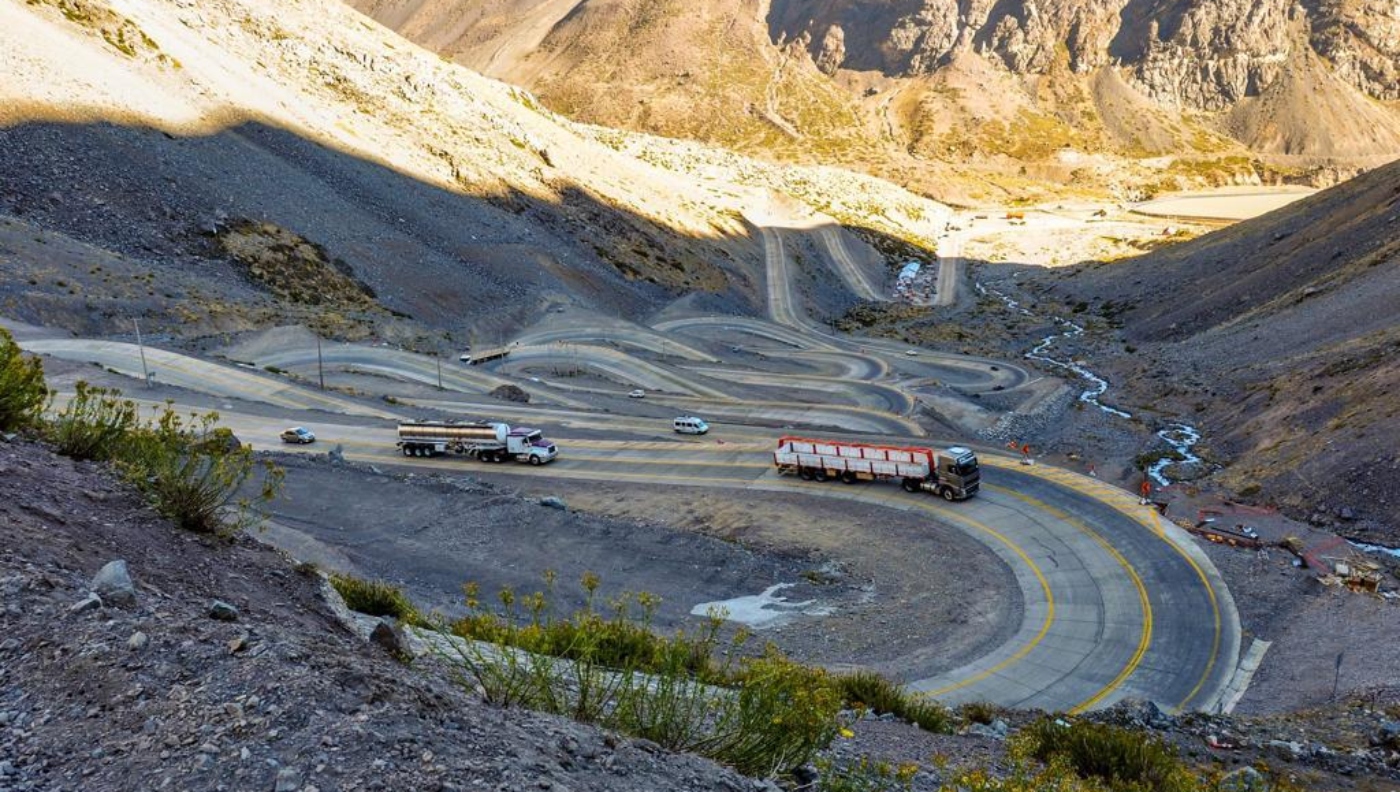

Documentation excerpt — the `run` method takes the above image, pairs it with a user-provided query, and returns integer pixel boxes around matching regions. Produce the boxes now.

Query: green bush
[958,700,1001,726]
[441,573,843,777]
[835,671,953,733]
[329,573,424,625]
[0,327,49,432]
[815,756,917,792]
[117,403,283,535]
[451,579,737,685]
[1020,718,1197,792]
[941,754,1110,792]
[48,381,138,460]
[706,649,842,777]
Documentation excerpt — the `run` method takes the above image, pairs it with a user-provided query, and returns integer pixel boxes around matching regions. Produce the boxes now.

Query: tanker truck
[397,420,558,465]
[773,436,979,500]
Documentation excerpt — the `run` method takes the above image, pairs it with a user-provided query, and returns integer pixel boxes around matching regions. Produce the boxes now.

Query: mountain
[347,0,879,162]
[0,0,946,347]
[1029,158,1400,540]
[350,0,1400,199]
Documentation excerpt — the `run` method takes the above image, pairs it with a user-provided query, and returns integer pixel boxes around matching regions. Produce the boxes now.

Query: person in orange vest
[1139,479,1152,505]
[1020,443,1033,465]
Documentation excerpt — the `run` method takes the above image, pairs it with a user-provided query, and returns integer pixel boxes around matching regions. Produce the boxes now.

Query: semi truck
[773,436,979,500]
[397,420,558,465]
[458,345,512,365]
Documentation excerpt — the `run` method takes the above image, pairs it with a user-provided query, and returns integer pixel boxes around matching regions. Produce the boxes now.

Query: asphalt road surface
[16,220,1242,713]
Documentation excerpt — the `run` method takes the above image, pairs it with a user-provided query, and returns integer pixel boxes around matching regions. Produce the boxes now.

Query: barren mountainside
[1029,158,1400,540]
[0,0,947,347]
[351,0,1400,198]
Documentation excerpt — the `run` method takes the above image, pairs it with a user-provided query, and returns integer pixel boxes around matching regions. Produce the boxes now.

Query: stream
[977,282,1203,485]
[977,282,1400,556]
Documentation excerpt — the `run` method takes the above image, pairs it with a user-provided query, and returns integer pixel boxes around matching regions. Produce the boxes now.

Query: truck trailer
[397,421,558,465]
[773,436,979,500]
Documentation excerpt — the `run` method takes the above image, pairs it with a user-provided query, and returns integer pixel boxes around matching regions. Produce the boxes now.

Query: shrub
[814,756,917,792]
[329,573,424,625]
[706,649,842,777]
[117,403,283,534]
[958,700,1001,726]
[48,381,138,460]
[835,671,953,733]
[0,327,49,432]
[1020,718,1197,792]
[942,754,1107,792]
[442,573,842,777]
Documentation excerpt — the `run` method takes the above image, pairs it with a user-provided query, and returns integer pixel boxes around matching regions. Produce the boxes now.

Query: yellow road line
[912,504,1057,698]
[988,458,1224,711]
[250,426,1192,710]
[989,484,1153,714]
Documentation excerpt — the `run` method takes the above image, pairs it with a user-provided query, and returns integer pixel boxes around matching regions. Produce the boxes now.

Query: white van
[672,416,709,435]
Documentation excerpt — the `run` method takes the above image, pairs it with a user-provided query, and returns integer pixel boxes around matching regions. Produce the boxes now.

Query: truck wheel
[813,468,828,482]
[841,471,858,484]
[940,487,956,501]
[798,467,814,480]
[901,478,920,493]
[529,455,542,466]
[401,446,412,457]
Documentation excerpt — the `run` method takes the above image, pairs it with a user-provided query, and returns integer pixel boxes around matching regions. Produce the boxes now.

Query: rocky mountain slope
[351,0,1400,200]
[1026,157,1400,541]
[0,435,775,792]
[5,427,1400,792]
[0,0,949,348]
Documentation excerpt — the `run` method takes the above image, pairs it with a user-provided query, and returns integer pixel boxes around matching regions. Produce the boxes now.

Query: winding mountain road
[15,213,1243,714]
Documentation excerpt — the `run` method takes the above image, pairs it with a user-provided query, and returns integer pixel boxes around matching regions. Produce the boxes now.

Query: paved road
[761,227,804,328]
[211,411,1238,714]
[33,337,1241,712]
[23,339,403,418]
[817,226,883,301]
[20,209,1238,715]
[934,232,962,307]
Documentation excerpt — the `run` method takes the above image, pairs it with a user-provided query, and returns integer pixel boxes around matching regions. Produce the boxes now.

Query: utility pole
[1332,651,1344,699]
[133,318,151,388]
[316,335,325,391]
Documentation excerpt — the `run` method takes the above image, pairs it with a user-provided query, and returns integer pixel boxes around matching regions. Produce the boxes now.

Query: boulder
[370,618,412,661]
[91,560,137,609]
[68,592,103,615]
[208,600,240,621]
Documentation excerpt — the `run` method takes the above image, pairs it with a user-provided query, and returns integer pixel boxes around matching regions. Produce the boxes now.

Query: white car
[905,349,919,356]
[628,389,646,399]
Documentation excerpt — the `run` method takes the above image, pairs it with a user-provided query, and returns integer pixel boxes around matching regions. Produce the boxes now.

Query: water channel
[976,282,1203,485]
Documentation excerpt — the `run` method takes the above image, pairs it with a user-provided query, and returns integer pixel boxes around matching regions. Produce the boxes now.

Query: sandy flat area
[1133,187,1317,221]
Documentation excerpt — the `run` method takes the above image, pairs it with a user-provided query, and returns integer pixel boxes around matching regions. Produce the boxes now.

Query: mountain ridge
[351,0,1400,200]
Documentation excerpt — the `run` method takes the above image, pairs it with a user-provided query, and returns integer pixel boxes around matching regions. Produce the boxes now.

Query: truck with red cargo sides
[773,436,979,500]
[397,420,558,465]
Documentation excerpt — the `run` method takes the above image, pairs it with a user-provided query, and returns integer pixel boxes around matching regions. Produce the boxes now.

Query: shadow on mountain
[0,117,767,343]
